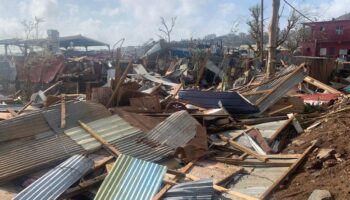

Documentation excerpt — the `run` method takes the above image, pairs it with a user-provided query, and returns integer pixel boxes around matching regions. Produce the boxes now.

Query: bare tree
[21,19,35,39]
[158,16,177,42]
[277,10,302,47]
[247,5,262,56]
[267,0,280,77]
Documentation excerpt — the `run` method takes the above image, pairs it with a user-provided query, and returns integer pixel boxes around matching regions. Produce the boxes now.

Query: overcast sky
[0,0,349,46]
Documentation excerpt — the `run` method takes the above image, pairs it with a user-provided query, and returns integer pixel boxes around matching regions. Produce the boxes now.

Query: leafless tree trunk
[267,0,280,77]
[158,17,177,42]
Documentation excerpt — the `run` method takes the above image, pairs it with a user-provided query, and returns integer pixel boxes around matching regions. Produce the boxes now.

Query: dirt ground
[271,113,350,200]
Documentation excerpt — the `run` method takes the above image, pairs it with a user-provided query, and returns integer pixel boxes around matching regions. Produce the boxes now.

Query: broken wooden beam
[304,76,343,94]
[107,60,133,107]
[78,120,121,156]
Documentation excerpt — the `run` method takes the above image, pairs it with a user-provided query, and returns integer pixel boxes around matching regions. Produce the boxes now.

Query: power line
[283,0,315,22]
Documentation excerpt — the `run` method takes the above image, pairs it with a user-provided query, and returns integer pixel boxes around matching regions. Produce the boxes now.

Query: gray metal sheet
[225,161,297,199]
[162,179,214,200]
[65,115,143,151]
[147,110,199,148]
[42,101,111,134]
[245,65,306,114]
[0,134,85,183]
[94,154,167,200]
[14,154,93,200]
[65,114,174,162]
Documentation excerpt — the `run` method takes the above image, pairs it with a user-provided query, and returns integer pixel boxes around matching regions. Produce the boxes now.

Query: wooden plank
[6,108,18,117]
[268,116,294,145]
[78,121,121,156]
[268,104,293,116]
[60,94,66,128]
[304,76,342,94]
[213,157,294,167]
[107,60,133,107]
[260,141,318,200]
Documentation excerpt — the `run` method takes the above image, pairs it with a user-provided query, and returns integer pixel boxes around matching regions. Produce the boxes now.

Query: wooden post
[229,140,268,162]
[60,94,66,128]
[107,60,133,107]
[78,120,121,156]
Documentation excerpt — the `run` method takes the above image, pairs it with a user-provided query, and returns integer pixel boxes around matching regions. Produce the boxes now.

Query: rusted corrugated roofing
[0,111,50,142]
[94,154,166,200]
[0,134,85,183]
[0,101,110,142]
[14,154,93,200]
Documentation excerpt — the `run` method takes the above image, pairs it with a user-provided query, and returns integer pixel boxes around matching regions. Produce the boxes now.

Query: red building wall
[301,20,350,57]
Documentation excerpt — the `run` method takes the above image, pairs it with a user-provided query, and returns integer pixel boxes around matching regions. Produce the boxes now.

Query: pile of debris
[0,46,347,200]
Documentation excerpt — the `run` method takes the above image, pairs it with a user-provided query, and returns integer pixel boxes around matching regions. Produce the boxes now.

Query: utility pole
[260,0,264,68]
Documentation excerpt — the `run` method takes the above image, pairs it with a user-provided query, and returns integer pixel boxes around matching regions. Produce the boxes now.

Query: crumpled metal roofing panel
[162,179,214,200]
[245,65,306,114]
[65,115,174,161]
[111,132,174,162]
[0,134,85,183]
[14,154,93,200]
[94,154,166,200]
[147,110,199,148]
[65,115,142,151]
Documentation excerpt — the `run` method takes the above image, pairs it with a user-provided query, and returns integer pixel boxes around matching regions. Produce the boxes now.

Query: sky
[0,0,350,47]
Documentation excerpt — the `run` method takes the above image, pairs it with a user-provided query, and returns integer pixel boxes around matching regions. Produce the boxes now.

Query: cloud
[101,7,120,16]
[1,0,350,48]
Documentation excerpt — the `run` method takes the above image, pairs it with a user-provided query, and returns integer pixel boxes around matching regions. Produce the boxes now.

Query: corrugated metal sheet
[147,110,199,148]
[224,158,298,199]
[94,154,166,200]
[0,110,51,142]
[43,101,110,133]
[162,179,214,200]
[253,120,288,139]
[65,115,142,151]
[0,134,85,183]
[14,154,93,200]
[133,64,178,86]
[65,115,173,161]
[245,65,306,114]
[0,101,110,142]
[178,90,259,114]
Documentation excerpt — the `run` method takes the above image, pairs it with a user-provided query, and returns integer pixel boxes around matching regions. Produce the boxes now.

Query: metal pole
[261,0,264,68]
